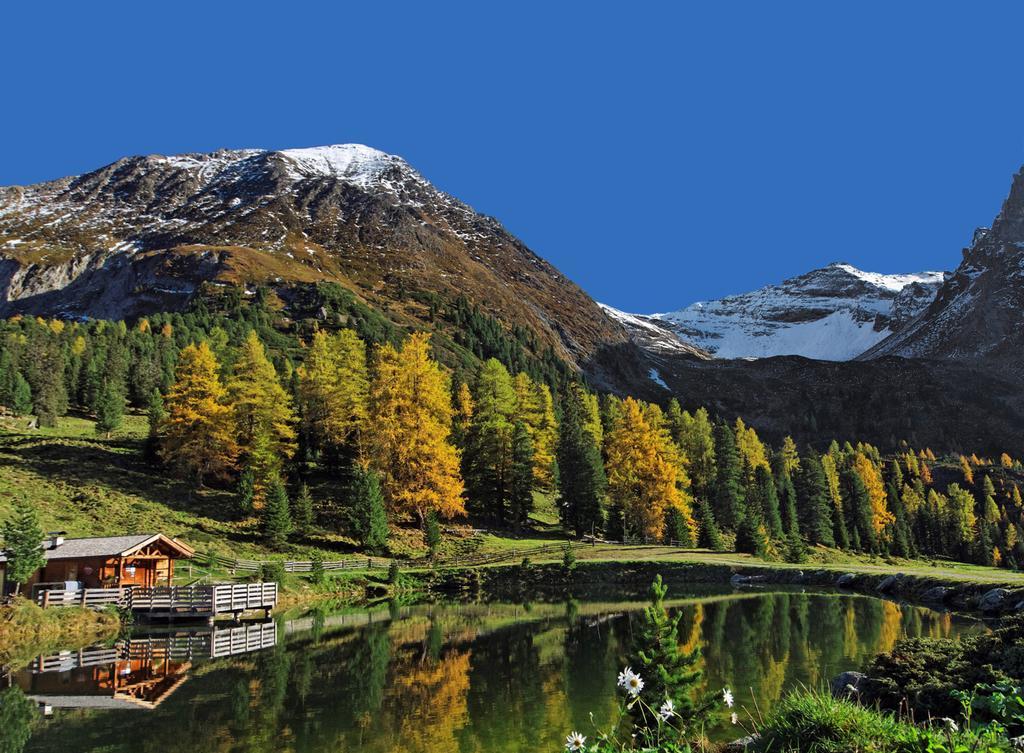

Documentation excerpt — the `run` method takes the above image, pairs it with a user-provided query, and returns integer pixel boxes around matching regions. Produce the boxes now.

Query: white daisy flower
[731,712,739,725]
[659,698,676,720]
[723,687,734,708]
[940,717,959,733]
[617,667,636,689]
[625,672,644,696]
[565,730,587,751]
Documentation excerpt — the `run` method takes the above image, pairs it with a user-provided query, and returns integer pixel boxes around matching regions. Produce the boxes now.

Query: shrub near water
[755,690,1017,753]
[861,615,1024,720]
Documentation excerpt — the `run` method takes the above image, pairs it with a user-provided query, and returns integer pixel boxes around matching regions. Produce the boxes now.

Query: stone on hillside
[837,573,857,588]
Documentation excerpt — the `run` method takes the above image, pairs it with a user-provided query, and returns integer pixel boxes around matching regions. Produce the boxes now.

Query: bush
[387,561,400,585]
[257,561,286,586]
[860,615,1024,720]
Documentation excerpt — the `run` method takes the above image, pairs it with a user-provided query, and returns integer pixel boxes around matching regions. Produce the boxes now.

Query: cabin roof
[0,533,195,563]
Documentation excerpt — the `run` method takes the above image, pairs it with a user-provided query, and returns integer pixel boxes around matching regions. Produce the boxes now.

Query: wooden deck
[34,582,277,620]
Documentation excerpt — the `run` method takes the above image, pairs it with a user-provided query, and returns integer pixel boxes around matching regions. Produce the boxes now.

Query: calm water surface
[13,588,983,752]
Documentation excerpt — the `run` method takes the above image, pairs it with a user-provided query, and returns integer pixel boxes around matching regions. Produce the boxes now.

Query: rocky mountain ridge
[860,168,1024,377]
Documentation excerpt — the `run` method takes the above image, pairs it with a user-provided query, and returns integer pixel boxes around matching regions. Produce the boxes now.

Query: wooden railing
[31,647,121,673]
[33,583,277,616]
[128,583,277,615]
[210,582,278,614]
[211,621,277,657]
[26,624,279,673]
[35,587,125,609]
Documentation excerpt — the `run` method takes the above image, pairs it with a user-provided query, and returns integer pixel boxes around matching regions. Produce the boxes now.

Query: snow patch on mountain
[639,262,947,361]
[279,144,405,186]
[598,303,710,358]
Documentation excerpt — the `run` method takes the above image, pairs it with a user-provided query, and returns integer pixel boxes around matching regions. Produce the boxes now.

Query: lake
[9,588,984,752]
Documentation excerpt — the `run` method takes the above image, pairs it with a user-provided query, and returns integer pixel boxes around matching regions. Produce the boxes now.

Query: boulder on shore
[978,588,1009,613]
[921,586,950,604]
[723,735,758,751]
[830,671,867,700]
[877,574,903,594]
[836,573,857,588]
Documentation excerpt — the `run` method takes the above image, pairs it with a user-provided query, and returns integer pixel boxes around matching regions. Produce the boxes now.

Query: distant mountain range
[608,263,947,361]
[2,144,1023,451]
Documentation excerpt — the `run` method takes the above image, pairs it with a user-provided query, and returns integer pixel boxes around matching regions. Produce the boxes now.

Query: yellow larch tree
[734,417,770,482]
[228,331,297,501]
[959,455,974,485]
[159,341,238,486]
[820,453,843,515]
[604,397,694,541]
[368,332,464,525]
[531,383,559,491]
[297,329,369,461]
[851,452,893,535]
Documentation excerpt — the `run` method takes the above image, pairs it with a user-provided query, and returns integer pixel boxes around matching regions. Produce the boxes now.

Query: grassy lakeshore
[0,598,121,668]
[3,414,1023,614]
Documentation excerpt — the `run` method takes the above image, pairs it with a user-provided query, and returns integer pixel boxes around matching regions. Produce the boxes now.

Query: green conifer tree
[695,496,726,551]
[94,378,125,437]
[774,458,800,538]
[796,452,835,547]
[665,506,696,547]
[749,465,784,540]
[627,576,717,733]
[291,482,314,538]
[10,373,32,416]
[508,421,535,529]
[841,466,877,553]
[712,421,744,530]
[556,385,606,537]
[237,468,256,516]
[350,465,388,553]
[262,478,292,550]
[1,496,46,593]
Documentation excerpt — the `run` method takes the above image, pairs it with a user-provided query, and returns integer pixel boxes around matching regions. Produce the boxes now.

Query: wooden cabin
[0,533,195,594]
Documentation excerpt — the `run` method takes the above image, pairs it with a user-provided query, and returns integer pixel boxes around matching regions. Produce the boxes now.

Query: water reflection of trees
[20,594,975,753]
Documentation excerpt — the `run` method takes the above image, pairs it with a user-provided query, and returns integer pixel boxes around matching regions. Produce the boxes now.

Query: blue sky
[2,2,1023,312]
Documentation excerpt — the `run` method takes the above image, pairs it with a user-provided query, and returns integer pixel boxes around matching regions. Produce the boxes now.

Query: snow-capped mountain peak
[612,262,948,361]
[278,144,411,186]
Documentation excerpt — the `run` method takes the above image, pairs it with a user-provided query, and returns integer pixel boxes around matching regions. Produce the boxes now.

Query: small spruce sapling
[562,543,577,570]
[425,511,442,558]
[309,551,325,585]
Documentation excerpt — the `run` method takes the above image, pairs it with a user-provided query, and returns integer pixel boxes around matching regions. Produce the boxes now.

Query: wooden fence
[193,552,391,573]
[193,540,582,575]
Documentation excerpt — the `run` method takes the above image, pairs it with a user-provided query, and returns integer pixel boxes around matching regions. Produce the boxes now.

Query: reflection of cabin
[0,533,194,595]
[15,649,193,710]
[10,623,278,711]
